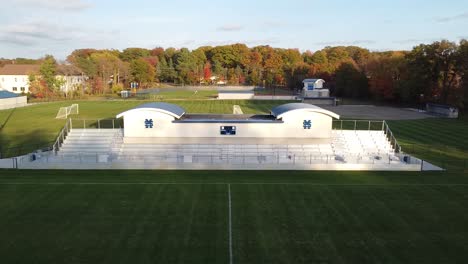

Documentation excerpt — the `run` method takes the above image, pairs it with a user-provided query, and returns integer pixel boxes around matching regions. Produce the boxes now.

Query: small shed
[303,79,325,91]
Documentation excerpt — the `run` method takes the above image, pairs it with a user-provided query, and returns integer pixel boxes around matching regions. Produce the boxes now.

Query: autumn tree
[120,48,151,62]
[39,55,65,96]
[130,58,155,87]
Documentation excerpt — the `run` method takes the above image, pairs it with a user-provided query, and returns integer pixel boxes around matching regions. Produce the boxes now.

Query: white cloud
[314,40,376,46]
[434,12,468,23]
[12,0,92,11]
[0,20,114,47]
[217,25,244,32]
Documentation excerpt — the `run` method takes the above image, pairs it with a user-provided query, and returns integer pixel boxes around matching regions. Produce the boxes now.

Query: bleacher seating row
[56,129,396,164]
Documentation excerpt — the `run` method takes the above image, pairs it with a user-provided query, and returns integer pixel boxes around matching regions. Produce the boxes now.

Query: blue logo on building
[145,119,154,128]
[303,120,312,129]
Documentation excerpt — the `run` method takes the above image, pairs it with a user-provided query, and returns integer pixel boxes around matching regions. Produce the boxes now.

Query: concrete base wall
[18,161,423,171]
[218,92,254,99]
[0,96,27,110]
[253,95,299,100]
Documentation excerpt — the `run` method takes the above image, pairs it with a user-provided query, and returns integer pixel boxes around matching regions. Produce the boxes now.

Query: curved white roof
[271,103,339,119]
[116,102,186,119]
[303,79,325,83]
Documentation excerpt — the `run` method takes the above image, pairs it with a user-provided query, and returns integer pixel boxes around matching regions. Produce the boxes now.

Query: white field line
[0,182,468,186]
[228,184,233,264]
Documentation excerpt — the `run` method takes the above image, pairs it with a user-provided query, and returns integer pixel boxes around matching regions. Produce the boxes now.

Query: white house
[0,64,40,93]
[56,65,86,94]
[116,102,340,143]
[0,64,86,94]
[302,79,330,98]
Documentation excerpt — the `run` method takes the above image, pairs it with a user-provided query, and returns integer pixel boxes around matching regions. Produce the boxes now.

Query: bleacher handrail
[332,120,402,153]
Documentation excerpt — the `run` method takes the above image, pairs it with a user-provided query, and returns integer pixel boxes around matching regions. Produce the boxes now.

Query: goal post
[233,105,243,115]
[69,104,79,115]
[55,104,79,119]
[55,107,68,119]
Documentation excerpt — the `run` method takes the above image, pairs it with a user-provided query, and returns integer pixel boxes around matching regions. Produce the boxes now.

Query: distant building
[56,65,86,94]
[301,79,336,106]
[0,64,86,94]
[0,64,40,93]
[302,79,329,97]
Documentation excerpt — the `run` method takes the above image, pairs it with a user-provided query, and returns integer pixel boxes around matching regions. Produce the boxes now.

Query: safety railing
[52,118,72,154]
[70,119,123,129]
[30,152,412,166]
[332,120,402,153]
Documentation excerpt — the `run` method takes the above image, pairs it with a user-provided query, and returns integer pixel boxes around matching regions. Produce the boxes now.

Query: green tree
[335,62,369,98]
[120,48,151,62]
[39,55,63,95]
[130,58,155,86]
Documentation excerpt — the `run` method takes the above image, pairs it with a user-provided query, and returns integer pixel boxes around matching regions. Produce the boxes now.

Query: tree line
[2,40,467,109]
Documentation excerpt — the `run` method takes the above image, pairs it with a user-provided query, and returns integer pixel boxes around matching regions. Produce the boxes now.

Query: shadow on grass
[0,108,15,130]
[0,129,54,158]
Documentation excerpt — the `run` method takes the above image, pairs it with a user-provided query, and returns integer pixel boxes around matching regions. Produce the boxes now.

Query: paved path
[322,105,434,120]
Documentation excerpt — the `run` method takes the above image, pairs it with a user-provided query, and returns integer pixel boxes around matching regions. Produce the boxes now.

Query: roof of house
[0,64,40,75]
[56,65,83,76]
[270,103,339,119]
[116,102,186,119]
[303,79,325,83]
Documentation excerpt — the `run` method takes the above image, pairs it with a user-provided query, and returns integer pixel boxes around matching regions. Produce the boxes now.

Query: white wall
[0,75,29,93]
[218,92,254,99]
[57,75,86,93]
[121,110,334,139]
[0,96,27,110]
[303,89,330,98]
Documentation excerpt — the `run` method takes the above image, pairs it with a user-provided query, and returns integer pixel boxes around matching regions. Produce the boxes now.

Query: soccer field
[1,170,468,263]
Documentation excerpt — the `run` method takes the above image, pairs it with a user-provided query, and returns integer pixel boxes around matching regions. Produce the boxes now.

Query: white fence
[0,96,27,110]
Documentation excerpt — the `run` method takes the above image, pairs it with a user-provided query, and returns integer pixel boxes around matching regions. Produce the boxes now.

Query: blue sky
[0,0,467,59]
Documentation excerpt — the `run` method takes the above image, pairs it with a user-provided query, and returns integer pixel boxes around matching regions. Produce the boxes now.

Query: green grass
[137,90,218,100]
[1,100,468,263]
[387,118,468,170]
[0,170,468,263]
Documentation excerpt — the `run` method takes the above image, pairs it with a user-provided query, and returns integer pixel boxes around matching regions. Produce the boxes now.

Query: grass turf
[1,99,468,263]
[0,170,468,263]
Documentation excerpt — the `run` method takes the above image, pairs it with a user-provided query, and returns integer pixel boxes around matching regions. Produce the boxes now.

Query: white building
[0,64,86,94]
[56,65,86,94]
[302,79,330,98]
[0,64,40,93]
[116,102,340,143]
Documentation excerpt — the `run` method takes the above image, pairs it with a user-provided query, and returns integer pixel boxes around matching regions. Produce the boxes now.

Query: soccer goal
[55,104,79,119]
[233,105,243,115]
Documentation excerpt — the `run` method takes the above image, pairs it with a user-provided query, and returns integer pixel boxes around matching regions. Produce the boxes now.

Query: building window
[12,87,18,91]
[220,126,236,135]
[20,87,25,92]
[14,78,17,82]
[1,78,4,82]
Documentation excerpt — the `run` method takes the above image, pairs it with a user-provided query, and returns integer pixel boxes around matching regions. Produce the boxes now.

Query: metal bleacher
[49,126,397,166]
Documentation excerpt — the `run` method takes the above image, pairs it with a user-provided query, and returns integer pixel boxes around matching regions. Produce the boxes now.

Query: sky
[0,0,467,59]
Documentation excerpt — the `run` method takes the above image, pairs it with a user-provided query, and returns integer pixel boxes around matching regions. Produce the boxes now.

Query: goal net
[55,104,79,119]
[233,105,243,115]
